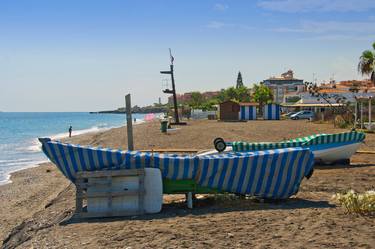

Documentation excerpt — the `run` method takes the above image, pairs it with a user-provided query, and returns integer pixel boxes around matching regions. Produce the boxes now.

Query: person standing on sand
[68,126,72,137]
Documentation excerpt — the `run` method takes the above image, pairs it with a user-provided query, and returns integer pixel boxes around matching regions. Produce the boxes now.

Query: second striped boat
[213,131,365,164]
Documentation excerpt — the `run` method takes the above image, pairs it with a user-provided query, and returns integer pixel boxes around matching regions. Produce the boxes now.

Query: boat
[39,138,314,199]
[213,131,365,164]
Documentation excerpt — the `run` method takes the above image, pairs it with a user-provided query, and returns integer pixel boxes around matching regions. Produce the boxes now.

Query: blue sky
[1,0,374,111]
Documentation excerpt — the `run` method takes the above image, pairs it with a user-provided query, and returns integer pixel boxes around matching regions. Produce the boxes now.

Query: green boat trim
[163,178,220,194]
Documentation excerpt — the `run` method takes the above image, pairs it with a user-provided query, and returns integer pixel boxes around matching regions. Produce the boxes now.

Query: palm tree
[358,42,375,84]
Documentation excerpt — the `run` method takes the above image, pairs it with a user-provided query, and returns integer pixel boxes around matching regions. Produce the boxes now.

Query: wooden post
[125,94,134,150]
[354,100,357,128]
[187,192,193,209]
[369,97,372,130]
[360,101,363,130]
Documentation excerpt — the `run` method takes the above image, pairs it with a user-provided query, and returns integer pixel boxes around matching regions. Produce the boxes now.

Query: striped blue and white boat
[39,138,314,199]
[223,131,365,164]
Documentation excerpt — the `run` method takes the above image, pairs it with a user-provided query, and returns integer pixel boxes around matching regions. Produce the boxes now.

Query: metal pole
[125,94,134,150]
[170,64,180,123]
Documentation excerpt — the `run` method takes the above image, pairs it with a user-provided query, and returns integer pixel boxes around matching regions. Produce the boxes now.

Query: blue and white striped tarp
[197,149,314,199]
[239,106,257,120]
[231,131,365,152]
[263,104,280,120]
[39,138,314,199]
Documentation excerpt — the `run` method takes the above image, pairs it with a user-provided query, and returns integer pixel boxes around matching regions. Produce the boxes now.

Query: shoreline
[0,118,149,186]
[0,160,48,186]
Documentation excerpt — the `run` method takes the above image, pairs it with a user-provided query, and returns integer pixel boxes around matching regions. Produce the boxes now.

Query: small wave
[0,160,48,185]
[0,158,32,163]
[0,159,48,185]
[1,158,43,167]
[0,175,11,185]
[26,139,42,152]
[14,139,42,153]
[133,119,145,125]
[96,123,108,128]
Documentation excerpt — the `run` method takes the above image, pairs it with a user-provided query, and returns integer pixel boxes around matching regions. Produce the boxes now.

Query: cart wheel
[213,137,224,146]
[214,140,227,152]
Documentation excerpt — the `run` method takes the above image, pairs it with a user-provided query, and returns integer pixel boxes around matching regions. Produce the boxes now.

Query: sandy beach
[1,119,374,249]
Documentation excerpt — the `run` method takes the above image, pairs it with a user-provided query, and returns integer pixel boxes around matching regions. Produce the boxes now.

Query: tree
[252,84,273,112]
[188,92,204,109]
[236,71,244,88]
[236,86,251,102]
[224,87,238,101]
[200,99,219,111]
[358,41,375,84]
[305,81,353,127]
[216,86,251,102]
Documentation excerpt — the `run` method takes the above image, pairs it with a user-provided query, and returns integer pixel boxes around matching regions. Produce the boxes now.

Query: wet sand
[1,119,374,249]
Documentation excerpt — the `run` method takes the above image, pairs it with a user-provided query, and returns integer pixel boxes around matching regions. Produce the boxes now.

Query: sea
[0,112,148,185]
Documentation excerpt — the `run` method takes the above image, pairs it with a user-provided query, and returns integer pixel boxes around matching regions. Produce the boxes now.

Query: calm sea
[0,112,147,184]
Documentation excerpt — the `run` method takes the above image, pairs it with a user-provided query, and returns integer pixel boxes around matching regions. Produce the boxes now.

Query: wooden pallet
[74,169,145,218]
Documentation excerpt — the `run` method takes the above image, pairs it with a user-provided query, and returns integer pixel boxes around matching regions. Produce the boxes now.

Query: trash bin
[160,120,168,133]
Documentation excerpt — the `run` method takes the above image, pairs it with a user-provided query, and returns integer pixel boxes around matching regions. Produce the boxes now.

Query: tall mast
[161,48,180,124]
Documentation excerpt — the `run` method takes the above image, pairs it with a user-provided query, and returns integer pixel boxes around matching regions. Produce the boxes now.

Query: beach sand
[1,120,374,249]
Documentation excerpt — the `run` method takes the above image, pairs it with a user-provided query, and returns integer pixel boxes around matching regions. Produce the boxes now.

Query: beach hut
[239,102,258,120]
[219,100,240,121]
[263,104,280,120]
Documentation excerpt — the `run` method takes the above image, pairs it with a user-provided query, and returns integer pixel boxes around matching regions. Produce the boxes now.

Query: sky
[1,0,375,112]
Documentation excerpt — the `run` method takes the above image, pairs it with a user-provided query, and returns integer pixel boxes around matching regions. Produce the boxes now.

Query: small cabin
[219,100,240,121]
[239,102,258,120]
[263,104,281,120]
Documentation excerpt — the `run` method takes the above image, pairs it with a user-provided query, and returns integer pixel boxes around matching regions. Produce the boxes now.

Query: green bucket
[160,120,168,133]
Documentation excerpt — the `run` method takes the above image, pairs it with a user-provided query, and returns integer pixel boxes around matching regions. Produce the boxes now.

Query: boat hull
[310,142,361,163]
[225,131,365,164]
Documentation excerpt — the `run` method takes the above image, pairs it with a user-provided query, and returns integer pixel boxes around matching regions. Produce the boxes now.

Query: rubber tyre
[213,137,224,146]
[214,140,227,152]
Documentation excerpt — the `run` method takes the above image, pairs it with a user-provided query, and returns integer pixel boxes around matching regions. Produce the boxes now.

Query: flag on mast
[169,48,174,64]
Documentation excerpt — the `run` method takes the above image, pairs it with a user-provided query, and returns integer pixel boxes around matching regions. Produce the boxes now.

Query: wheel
[214,140,227,152]
[213,137,224,146]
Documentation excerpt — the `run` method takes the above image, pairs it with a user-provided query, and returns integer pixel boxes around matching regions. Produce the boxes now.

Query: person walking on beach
[68,126,72,138]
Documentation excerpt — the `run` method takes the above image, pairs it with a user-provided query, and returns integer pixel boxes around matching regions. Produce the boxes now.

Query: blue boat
[213,131,365,164]
[39,138,315,199]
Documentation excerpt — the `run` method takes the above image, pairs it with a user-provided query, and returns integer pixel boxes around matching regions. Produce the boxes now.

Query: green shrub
[333,190,375,215]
